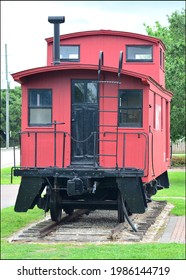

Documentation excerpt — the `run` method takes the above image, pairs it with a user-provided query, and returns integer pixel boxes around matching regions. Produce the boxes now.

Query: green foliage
[171,155,185,166]
[144,9,186,142]
[0,86,21,147]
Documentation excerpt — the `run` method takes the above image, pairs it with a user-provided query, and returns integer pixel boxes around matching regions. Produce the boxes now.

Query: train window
[160,48,163,67]
[73,82,85,103]
[87,82,98,103]
[60,45,80,62]
[72,81,98,104]
[119,90,142,127]
[126,45,153,62]
[28,89,52,126]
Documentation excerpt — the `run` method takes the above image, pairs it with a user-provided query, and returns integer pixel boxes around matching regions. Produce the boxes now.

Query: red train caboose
[12,16,172,226]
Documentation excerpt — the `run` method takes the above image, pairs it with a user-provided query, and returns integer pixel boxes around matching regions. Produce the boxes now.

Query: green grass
[1,167,21,185]
[155,171,185,197]
[154,198,185,216]
[153,171,185,216]
[1,207,44,238]
[1,241,185,260]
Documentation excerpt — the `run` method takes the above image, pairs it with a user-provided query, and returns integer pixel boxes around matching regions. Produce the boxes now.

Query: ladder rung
[97,80,121,84]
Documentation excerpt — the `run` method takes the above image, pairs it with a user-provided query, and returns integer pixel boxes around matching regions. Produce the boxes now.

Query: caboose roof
[12,63,172,97]
[45,29,166,50]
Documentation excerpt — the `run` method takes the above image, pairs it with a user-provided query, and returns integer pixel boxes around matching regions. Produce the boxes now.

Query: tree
[0,86,21,147]
[144,9,185,142]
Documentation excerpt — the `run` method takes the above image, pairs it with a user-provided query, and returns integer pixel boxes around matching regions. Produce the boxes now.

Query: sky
[1,0,185,89]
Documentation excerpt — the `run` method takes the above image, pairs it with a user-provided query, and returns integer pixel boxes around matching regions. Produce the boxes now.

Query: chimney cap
[48,16,65,24]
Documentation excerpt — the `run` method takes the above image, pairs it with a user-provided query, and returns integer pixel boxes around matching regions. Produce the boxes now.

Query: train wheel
[50,191,62,222]
[64,208,74,215]
[117,191,125,223]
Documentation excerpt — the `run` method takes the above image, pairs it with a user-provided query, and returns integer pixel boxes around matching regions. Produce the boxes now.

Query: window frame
[60,45,80,62]
[28,89,52,127]
[118,89,143,128]
[126,45,153,62]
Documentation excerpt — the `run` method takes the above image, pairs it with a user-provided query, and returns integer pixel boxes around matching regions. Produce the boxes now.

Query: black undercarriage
[13,166,168,224]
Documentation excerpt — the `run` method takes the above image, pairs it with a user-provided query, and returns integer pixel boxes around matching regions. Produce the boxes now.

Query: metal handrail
[13,130,149,175]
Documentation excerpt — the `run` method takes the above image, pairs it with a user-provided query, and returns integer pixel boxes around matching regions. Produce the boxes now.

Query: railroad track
[39,209,91,238]
[9,200,172,243]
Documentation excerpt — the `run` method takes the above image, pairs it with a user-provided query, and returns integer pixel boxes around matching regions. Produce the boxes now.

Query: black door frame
[71,80,99,165]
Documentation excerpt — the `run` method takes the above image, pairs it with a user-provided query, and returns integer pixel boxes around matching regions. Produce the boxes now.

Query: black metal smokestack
[48,16,65,65]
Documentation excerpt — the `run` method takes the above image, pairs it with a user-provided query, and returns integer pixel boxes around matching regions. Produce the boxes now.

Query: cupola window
[60,45,80,62]
[126,45,153,62]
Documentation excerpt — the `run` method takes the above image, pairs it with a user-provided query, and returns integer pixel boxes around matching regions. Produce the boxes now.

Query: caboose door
[71,80,98,165]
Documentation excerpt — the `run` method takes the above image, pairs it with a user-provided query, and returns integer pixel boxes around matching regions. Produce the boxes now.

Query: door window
[73,81,98,104]
[87,82,98,103]
[74,83,85,103]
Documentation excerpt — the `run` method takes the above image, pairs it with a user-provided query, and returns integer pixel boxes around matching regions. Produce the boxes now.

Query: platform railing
[93,131,149,175]
[13,129,149,176]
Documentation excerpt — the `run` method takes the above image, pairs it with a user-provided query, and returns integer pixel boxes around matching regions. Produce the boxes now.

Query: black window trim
[60,45,80,62]
[118,89,143,128]
[160,48,165,70]
[28,88,53,127]
[160,48,162,67]
[126,45,153,62]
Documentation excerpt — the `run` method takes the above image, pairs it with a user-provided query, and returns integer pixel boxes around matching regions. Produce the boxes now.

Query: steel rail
[39,209,91,238]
